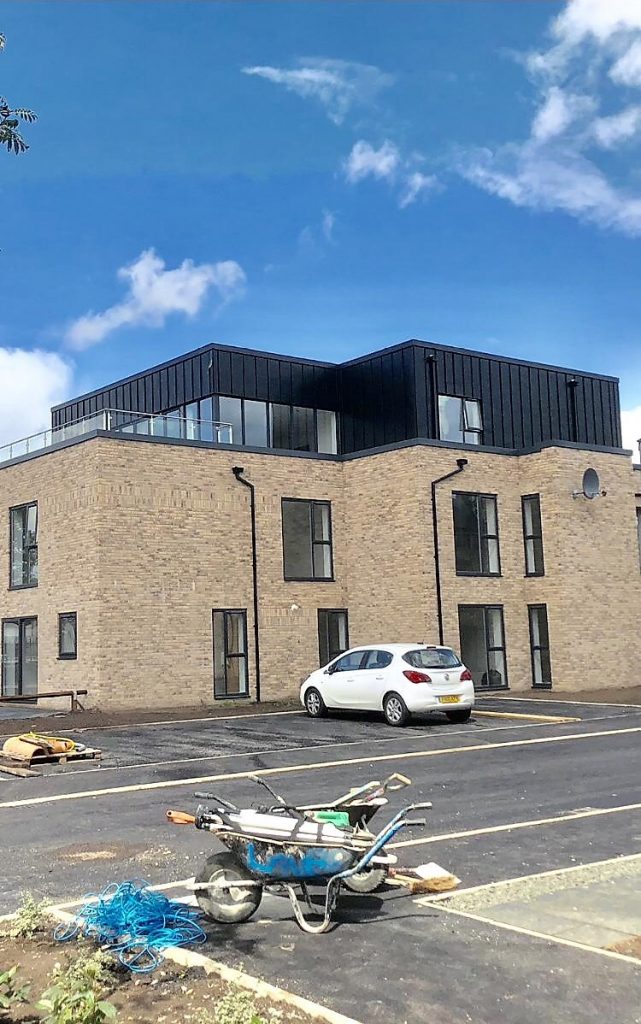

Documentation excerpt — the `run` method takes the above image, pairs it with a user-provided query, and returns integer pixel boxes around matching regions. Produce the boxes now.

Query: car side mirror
[325,664,336,675]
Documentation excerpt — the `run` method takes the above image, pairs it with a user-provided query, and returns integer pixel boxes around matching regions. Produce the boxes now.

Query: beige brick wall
[0,435,639,708]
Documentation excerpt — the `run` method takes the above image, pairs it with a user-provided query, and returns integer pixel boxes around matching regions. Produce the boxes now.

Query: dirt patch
[0,935,314,1023]
[0,700,298,736]
[607,935,641,959]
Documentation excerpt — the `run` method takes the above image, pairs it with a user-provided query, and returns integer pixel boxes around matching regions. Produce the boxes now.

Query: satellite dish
[573,467,601,500]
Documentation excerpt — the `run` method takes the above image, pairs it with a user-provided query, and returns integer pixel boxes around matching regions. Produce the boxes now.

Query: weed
[0,965,30,1013]
[196,987,269,1024]
[38,950,117,1024]
[51,949,115,990]
[7,892,50,938]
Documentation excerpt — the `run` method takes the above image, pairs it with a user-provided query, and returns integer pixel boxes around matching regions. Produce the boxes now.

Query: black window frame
[452,491,501,577]
[458,604,508,690]
[318,608,349,667]
[528,604,552,690]
[58,612,78,660]
[438,394,483,445]
[212,608,249,700]
[281,498,334,582]
[636,509,641,572]
[1,615,38,697]
[9,502,39,591]
[522,494,545,577]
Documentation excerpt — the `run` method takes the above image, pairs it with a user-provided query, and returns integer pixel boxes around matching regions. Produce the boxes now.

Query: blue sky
[2,1,641,448]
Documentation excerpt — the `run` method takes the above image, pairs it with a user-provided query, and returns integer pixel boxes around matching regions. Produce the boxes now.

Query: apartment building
[1,338,639,709]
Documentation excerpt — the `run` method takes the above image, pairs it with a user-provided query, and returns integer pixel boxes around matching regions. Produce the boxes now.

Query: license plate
[438,695,460,704]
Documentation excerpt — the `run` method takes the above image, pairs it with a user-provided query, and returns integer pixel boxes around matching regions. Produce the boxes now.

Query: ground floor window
[458,605,508,690]
[529,604,552,689]
[1,617,38,697]
[318,609,349,666]
[213,609,249,699]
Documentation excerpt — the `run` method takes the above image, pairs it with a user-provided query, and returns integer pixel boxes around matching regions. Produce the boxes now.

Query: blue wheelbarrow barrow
[168,780,431,934]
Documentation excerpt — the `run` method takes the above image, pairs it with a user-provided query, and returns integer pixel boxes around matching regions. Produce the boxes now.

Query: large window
[10,503,38,589]
[458,605,508,690]
[213,609,249,699]
[522,495,545,576]
[282,499,333,581]
[58,612,78,660]
[529,605,552,689]
[1,617,38,697]
[452,493,500,576]
[438,395,483,445]
[318,609,349,666]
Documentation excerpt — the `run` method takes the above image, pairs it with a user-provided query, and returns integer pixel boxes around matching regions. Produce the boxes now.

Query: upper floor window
[282,499,333,581]
[452,492,500,576]
[522,494,545,576]
[58,612,78,660]
[10,503,38,589]
[636,509,641,571]
[438,395,482,445]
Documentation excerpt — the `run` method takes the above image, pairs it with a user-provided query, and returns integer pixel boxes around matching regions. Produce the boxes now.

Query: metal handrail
[0,409,234,465]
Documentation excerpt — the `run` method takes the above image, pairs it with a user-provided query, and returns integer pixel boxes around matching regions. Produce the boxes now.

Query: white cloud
[343,139,400,183]
[242,58,393,124]
[462,0,641,235]
[343,140,439,208]
[322,209,335,242]
[0,348,73,447]
[65,249,246,350]
[621,405,641,459]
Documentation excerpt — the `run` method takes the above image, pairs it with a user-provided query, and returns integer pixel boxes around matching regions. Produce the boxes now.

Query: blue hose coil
[54,879,207,973]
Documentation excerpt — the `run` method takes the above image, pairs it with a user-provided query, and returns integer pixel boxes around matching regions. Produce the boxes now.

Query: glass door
[1,617,37,697]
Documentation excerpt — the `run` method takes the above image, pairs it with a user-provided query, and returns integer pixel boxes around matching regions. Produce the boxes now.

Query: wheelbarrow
[167,784,431,934]
[244,772,412,893]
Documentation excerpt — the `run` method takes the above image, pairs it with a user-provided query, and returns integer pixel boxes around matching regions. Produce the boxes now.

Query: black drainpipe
[232,467,261,703]
[431,459,468,645]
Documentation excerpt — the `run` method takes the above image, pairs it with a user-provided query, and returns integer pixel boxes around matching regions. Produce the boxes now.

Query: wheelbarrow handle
[194,791,238,810]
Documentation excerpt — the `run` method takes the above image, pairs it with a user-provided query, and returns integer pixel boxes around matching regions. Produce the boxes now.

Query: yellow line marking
[391,801,641,849]
[0,723,639,810]
[433,904,641,967]
[474,710,580,723]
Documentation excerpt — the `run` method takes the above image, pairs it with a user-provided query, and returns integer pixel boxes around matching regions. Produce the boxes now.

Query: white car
[300,643,475,727]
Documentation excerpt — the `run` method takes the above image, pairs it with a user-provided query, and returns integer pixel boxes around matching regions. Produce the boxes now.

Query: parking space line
[432,904,641,967]
[0,723,639,810]
[474,710,580,723]
[486,696,641,710]
[391,800,641,849]
[72,709,304,733]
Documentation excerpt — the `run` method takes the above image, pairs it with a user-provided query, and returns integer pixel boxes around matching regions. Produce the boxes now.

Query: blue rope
[54,879,207,973]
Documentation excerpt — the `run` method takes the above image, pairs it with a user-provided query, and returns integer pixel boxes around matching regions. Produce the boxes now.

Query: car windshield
[403,648,461,669]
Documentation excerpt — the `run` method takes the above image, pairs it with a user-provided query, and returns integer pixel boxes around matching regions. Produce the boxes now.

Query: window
[637,509,641,571]
[522,495,545,576]
[529,605,552,689]
[58,613,77,660]
[199,398,215,442]
[458,605,507,689]
[10,503,38,589]
[270,404,291,449]
[362,649,394,669]
[318,609,349,666]
[244,400,268,448]
[213,609,249,699]
[330,650,365,673]
[452,493,500,576]
[219,397,243,446]
[1,617,37,697]
[282,499,333,580]
[291,406,315,452]
[402,648,461,670]
[438,396,483,445]
[317,410,338,455]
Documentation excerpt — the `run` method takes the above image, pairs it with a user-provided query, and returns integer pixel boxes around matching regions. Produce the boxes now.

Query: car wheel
[445,708,473,724]
[195,852,262,924]
[383,692,410,727]
[304,687,327,718]
[344,867,387,893]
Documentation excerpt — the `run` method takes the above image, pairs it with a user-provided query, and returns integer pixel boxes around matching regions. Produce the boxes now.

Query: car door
[322,650,368,708]
[358,649,394,708]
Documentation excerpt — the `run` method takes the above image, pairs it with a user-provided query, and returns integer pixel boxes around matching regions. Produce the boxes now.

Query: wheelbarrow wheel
[344,867,387,893]
[195,852,262,924]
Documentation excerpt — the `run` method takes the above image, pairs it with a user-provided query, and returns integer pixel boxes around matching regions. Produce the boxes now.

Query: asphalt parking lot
[1,696,640,1023]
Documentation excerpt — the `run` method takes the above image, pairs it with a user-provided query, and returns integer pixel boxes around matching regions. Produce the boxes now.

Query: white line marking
[72,709,305,733]
[433,904,641,967]
[484,696,641,710]
[0,724,640,810]
[391,801,641,849]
